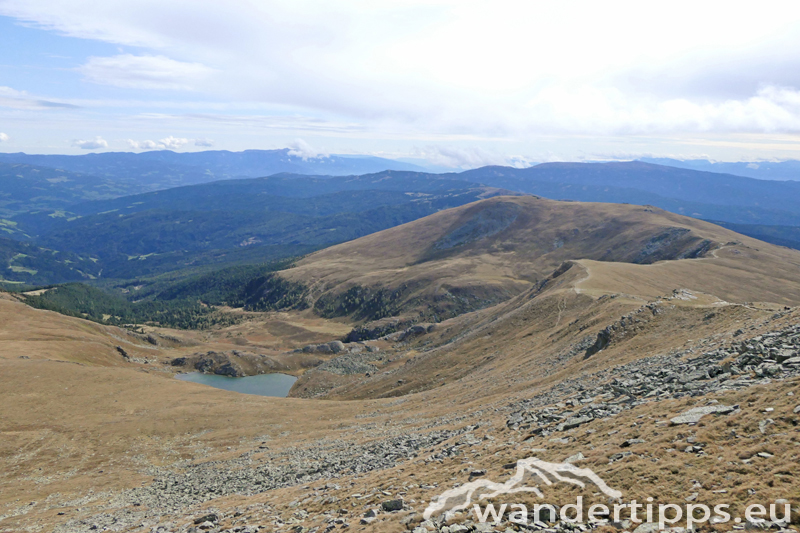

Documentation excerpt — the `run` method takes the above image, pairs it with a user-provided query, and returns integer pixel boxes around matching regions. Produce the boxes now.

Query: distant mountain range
[638,157,800,181]
[0,149,429,193]
[4,155,800,287]
[0,163,146,220]
[459,162,800,225]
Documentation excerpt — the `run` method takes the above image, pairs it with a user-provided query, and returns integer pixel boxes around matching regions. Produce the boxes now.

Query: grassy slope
[279,196,800,321]
[4,195,800,530]
[2,241,799,530]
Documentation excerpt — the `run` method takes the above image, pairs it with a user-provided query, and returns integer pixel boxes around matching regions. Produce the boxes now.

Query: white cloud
[287,138,326,159]
[0,133,8,142]
[414,146,531,169]
[73,137,108,150]
[0,85,78,110]
[158,136,189,150]
[79,54,214,90]
[126,136,199,151]
[127,139,159,150]
[4,2,800,158]
[514,84,800,135]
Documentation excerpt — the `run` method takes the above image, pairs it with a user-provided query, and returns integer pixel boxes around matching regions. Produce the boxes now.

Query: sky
[2,1,800,167]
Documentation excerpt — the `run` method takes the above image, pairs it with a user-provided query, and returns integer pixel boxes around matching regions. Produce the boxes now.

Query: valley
[1,187,799,533]
[4,6,800,533]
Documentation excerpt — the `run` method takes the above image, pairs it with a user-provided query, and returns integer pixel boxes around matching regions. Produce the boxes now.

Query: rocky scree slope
[43,308,800,533]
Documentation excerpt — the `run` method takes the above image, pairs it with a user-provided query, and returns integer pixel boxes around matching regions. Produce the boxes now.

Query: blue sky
[2,1,800,167]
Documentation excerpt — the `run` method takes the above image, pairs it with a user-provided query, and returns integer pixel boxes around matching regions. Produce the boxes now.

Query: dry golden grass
[280,196,800,318]
[3,196,800,531]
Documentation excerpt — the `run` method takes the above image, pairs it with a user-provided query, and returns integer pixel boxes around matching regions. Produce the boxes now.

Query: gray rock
[194,514,219,524]
[670,404,738,425]
[316,343,333,354]
[381,499,403,512]
[557,415,593,431]
[621,439,646,448]
[633,524,687,533]
[632,522,662,533]
[313,351,380,376]
[328,341,345,353]
[609,451,632,462]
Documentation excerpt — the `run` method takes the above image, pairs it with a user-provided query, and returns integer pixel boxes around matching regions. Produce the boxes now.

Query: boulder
[381,499,404,512]
[215,362,242,377]
[557,415,593,431]
[670,404,738,425]
[194,514,219,525]
[621,438,647,448]
[328,341,345,353]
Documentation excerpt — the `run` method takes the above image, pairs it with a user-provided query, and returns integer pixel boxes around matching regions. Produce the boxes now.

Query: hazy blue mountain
[7,159,800,285]
[639,158,800,181]
[138,150,430,176]
[704,221,800,250]
[13,171,485,235]
[65,171,483,215]
[0,149,430,191]
[18,185,513,280]
[0,162,146,219]
[457,162,800,225]
[0,236,102,284]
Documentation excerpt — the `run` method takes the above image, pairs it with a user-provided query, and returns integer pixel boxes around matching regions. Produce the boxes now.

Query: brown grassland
[1,196,799,532]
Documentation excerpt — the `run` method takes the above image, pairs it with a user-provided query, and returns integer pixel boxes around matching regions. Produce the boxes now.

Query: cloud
[126,136,197,151]
[414,146,531,170]
[78,54,215,90]
[515,84,800,135]
[287,138,326,159]
[0,133,8,142]
[127,139,159,150]
[4,2,800,159]
[0,85,79,110]
[73,137,108,150]
[158,136,189,150]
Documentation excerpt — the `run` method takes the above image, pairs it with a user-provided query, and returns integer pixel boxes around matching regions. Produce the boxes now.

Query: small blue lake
[176,372,297,397]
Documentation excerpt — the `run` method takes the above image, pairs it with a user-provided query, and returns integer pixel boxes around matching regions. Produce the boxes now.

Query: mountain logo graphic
[423,456,622,520]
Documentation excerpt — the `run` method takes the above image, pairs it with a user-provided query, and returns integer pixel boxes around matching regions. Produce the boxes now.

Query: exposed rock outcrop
[171,350,322,377]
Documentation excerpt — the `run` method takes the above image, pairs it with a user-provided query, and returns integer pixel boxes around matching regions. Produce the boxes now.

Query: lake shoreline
[176,371,298,397]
